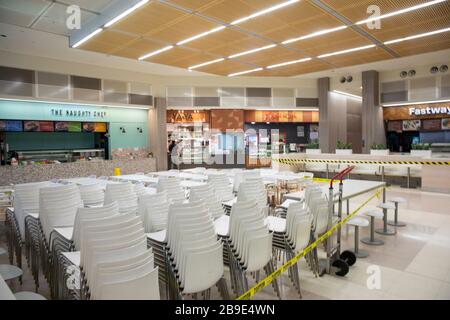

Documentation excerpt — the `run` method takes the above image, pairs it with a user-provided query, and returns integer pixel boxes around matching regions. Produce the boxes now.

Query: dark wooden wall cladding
[167,110,211,123]
[70,76,101,90]
[0,66,35,83]
[129,94,153,106]
[383,103,450,120]
[210,109,244,132]
[296,98,319,107]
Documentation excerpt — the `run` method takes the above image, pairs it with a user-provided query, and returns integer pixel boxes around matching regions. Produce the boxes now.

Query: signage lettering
[51,108,106,118]
[409,106,450,117]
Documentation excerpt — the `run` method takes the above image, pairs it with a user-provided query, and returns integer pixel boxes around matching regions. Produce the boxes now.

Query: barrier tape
[273,158,450,166]
[236,188,383,300]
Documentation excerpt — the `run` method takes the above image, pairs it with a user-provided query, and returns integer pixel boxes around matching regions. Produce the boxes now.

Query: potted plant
[305,141,321,154]
[335,140,353,155]
[370,143,390,156]
[411,143,432,158]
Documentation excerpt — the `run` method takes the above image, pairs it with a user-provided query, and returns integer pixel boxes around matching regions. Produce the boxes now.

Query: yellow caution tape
[273,158,450,166]
[236,188,383,300]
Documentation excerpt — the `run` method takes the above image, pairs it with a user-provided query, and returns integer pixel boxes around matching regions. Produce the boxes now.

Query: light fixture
[138,45,174,60]
[72,28,103,48]
[317,44,375,58]
[231,0,300,25]
[382,99,450,107]
[229,44,276,59]
[266,57,311,69]
[251,122,256,124]
[282,26,347,44]
[104,0,149,28]
[332,90,362,100]
[177,26,225,46]
[188,58,225,70]
[356,0,446,25]
[384,27,450,45]
[228,68,263,77]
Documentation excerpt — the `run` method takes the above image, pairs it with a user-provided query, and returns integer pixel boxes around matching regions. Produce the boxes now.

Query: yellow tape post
[273,158,450,166]
[236,188,383,300]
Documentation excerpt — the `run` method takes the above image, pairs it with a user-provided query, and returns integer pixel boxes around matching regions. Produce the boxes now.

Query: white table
[0,274,16,300]
[179,172,208,181]
[113,175,159,186]
[180,180,207,189]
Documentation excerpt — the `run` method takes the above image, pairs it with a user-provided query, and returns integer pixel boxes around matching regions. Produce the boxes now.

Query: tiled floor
[1,186,450,300]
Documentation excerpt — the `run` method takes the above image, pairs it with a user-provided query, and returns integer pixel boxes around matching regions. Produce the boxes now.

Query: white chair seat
[279,199,300,209]
[146,230,166,243]
[61,251,80,266]
[14,291,47,300]
[347,217,369,228]
[54,227,74,241]
[266,216,286,233]
[377,202,396,210]
[364,210,384,218]
[7,207,14,212]
[389,197,407,204]
[28,212,39,219]
[0,265,23,281]
[213,215,229,237]
[222,198,237,208]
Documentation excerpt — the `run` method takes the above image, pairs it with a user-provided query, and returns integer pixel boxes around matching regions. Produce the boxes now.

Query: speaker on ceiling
[400,71,408,78]
[346,76,353,83]
[430,66,439,74]
[440,65,448,73]
[340,76,346,83]
[408,70,416,77]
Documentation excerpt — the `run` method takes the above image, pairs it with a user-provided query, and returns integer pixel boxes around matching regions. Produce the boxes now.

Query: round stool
[347,217,370,258]
[361,210,385,246]
[375,202,396,236]
[388,197,407,227]
[0,264,23,281]
[14,291,47,300]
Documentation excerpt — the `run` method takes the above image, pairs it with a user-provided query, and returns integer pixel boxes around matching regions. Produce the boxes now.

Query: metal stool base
[375,228,396,236]
[387,220,406,227]
[361,237,384,246]
[351,249,369,258]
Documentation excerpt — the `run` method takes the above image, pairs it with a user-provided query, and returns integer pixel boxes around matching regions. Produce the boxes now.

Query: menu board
[55,122,69,132]
[387,121,402,132]
[24,121,40,132]
[402,120,421,131]
[442,118,450,130]
[94,122,107,133]
[68,122,82,132]
[82,122,95,132]
[5,121,23,132]
[422,119,441,131]
[39,121,54,132]
[0,121,5,131]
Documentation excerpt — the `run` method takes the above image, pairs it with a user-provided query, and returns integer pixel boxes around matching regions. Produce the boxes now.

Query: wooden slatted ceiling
[231,47,307,66]
[206,36,273,57]
[195,59,253,76]
[251,60,331,77]
[179,28,254,52]
[323,47,392,67]
[387,32,450,56]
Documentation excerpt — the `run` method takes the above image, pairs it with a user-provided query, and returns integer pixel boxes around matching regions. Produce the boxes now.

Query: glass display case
[15,148,106,165]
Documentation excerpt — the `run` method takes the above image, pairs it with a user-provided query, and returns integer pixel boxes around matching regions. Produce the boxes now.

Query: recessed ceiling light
[282,26,347,44]
[317,44,375,58]
[384,27,450,45]
[104,0,149,28]
[228,44,276,59]
[231,0,300,25]
[356,0,446,25]
[138,45,174,60]
[0,34,7,38]
[177,26,226,46]
[332,90,362,100]
[267,57,312,69]
[188,58,225,70]
[228,68,263,77]
[72,28,103,48]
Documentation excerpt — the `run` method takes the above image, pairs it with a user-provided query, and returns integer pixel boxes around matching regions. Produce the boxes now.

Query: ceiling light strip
[267,57,312,69]
[282,26,347,44]
[332,90,362,100]
[231,0,300,25]
[177,26,226,46]
[188,58,225,70]
[317,44,375,58]
[229,44,277,59]
[104,0,150,28]
[383,99,450,107]
[72,28,103,48]
[138,45,174,60]
[356,0,446,25]
[228,68,263,77]
[384,27,450,45]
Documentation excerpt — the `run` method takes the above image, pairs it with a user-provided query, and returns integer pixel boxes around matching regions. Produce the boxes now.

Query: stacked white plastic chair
[104,182,138,215]
[78,183,104,207]
[237,177,269,216]
[156,177,185,203]
[138,192,169,232]
[189,185,226,220]
[207,173,234,202]
[134,183,149,197]
[163,201,227,300]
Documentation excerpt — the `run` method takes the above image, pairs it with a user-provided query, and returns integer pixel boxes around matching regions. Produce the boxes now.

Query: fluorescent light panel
[229,44,276,59]
[382,99,450,107]
[267,57,311,69]
[231,0,300,25]
[72,28,103,48]
[384,27,450,45]
[138,45,174,60]
[332,90,362,100]
[282,26,347,44]
[177,26,225,46]
[356,0,446,25]
[104,0,149,28]
[188,58,225,70]
[228,68,263,77]
[317,44,375,58]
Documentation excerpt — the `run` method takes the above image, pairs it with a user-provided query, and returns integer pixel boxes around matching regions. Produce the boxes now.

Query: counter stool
[361,210,384,246]
[375,202,396,236]
[0,264,23,283]
[14,291,47,300]
[388,197,407,227]
[347,217,370,258]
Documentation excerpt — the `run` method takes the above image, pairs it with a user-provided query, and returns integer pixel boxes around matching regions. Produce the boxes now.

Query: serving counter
[0,158,156,186]
[273,153,450,194]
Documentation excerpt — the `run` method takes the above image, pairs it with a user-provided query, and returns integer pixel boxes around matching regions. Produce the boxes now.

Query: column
[149,97,168,171]
[318,77,331,153]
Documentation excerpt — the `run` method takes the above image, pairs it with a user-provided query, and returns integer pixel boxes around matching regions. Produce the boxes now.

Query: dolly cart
[319,166,356,277]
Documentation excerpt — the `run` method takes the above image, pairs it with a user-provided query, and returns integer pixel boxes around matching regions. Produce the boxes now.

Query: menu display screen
[443,118,450,130]
[5,121,23,132]
[82,122,95,132]
[39,121,54,132]
[55,122,69,132]
[403,120,421,131]
[0,121,5,131]
[387,121,403,132]
[422,119,441,131]
[68,122,82,132]
[94,122,107,133]
[24,121,41,132]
